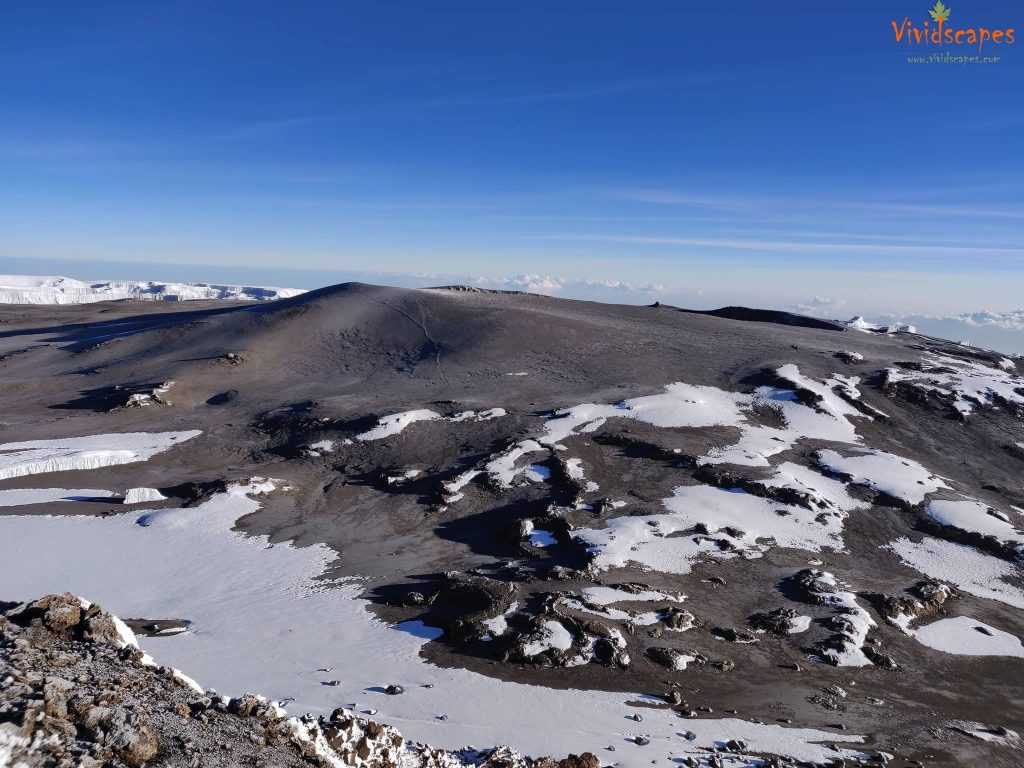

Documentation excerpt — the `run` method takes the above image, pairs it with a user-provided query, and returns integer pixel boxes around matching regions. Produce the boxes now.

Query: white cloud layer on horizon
[914,309,1024,331]
[467,273,672,297]
[865,311,1024,355]
[786,297,1024,355]
[789,297,1024,332]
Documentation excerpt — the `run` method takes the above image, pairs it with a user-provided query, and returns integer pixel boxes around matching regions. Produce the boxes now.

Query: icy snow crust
[816,450,946,505]
[913,616,1024,658]
[0,432,201,481]
[0,274,305,304]
[0,487,116,507]
[0,480,867,766]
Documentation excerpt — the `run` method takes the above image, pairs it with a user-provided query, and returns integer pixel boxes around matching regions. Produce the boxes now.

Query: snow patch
[914,616,1024,658]
[481,603,518,639]
[817,449,946,505]
[702,366,871,468]
[926,498,1024,545]
[564,458,585,480]
[305,440,335,456]
[385,470,422,485]
[579,586,685,606]
[484,441,545,488]
[527,529,557,548]
[887,536,1024,609]
[539,383,748,446]
[522,464,551,483]
[440,470,483,504]
[521,621,574,657]
[576,482,847,575]
[789,615,813,634]
[356,409,506,441]
[355,410,442,441]
[0,488,116,507]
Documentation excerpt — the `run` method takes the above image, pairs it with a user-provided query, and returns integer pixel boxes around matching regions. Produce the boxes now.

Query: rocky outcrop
[506,611,630,670]
[645,647,701,671]
[430,571,517,644]
[833,351,864,365]
[660,607,696,632]
[710,627,759,644]
[748,608,804,635]
[786,570,892,669]
[881,580,956,634]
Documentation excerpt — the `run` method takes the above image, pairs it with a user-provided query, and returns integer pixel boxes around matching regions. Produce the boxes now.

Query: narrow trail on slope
[376,299,450,383]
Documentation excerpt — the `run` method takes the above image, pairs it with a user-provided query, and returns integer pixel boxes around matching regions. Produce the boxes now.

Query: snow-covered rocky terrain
[0,282,1021,767]
[1,593,575,768]
[0,275,305,304]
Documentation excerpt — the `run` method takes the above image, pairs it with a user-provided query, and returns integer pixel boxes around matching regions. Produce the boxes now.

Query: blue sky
[1,1,1023,337]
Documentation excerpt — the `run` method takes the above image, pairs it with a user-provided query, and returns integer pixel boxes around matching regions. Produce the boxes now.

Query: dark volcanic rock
[748,608,804,636]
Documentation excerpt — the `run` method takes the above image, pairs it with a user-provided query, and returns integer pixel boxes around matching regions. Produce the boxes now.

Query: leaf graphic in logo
[928,1,951,22]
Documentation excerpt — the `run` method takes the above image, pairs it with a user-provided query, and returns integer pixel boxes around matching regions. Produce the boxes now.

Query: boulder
[43,677,75,719]
[107,715,159,766]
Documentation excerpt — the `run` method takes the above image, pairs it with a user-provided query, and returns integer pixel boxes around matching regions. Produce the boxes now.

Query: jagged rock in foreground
[0,594,596,768]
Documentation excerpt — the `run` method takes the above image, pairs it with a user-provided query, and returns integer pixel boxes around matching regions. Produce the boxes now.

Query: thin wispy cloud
[896,309,1024,330]
[850,202,1024,221]
[7,72,733,155]
[613,188,1024,222]
[225,72,730,140]
[614,189,755,211]
[447,73,730,106]
[547,234,1024,258]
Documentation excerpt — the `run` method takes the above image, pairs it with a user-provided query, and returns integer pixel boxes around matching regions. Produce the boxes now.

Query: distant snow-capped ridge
[844,315,917,334]
[0,275,306,304]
